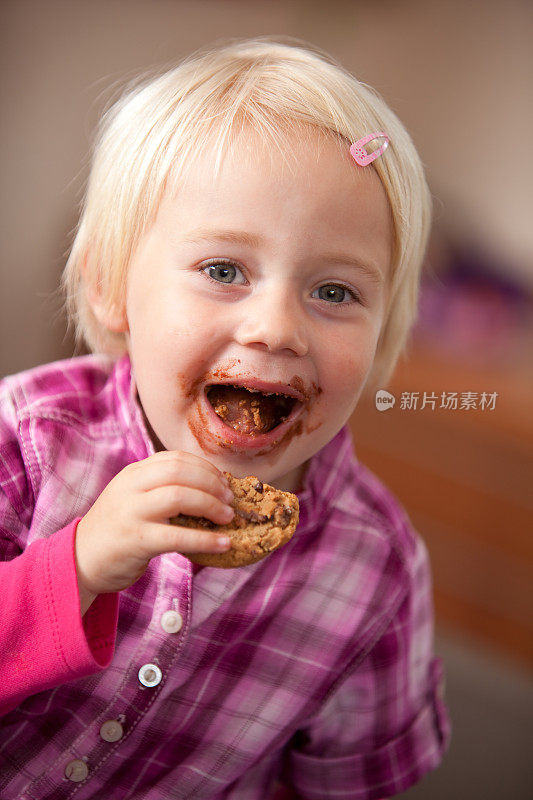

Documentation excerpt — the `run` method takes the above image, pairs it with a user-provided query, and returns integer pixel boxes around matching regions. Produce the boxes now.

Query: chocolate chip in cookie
[170,473,299,568]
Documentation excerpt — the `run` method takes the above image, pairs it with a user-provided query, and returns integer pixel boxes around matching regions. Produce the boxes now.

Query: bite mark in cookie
[170,473,299,568]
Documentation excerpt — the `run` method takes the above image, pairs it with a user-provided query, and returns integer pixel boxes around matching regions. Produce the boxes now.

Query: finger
[125,451,232,502]
[144,522,232,557]
[141,484,234,526]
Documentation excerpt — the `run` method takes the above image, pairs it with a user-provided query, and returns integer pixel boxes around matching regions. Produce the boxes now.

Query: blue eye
[206,263,236,283]
[314,284,357,303]
[202,260,246,285]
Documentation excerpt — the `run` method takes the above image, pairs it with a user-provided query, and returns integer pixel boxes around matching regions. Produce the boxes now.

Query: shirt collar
[110,354,155,460]
[296,425,357,531]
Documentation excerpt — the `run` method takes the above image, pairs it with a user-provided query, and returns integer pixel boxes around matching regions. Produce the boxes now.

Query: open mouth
[205,384,300,436]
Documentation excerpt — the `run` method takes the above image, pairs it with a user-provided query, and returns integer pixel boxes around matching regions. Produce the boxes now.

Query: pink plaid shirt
[0,355,449,799]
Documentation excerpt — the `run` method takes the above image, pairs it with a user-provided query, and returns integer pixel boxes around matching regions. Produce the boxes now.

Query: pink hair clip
[349,132,390,166]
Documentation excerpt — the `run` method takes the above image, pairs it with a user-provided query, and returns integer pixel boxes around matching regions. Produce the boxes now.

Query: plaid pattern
[0,355,449,799]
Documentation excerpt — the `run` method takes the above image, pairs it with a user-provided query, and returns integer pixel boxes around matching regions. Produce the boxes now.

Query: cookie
[170,473,299,568]
[206,385,295,434]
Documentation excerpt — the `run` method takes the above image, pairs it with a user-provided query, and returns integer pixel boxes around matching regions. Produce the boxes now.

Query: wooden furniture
[349,339,533,668]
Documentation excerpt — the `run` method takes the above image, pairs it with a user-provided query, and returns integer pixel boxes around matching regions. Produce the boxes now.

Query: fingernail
[216,537,231,550]
[220,505,234,522]
[223,487,234,503]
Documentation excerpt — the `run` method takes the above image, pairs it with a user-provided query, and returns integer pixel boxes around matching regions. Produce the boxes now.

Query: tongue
[207,385,293,435]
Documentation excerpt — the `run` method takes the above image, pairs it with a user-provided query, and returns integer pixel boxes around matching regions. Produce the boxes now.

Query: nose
[234,283,309,357]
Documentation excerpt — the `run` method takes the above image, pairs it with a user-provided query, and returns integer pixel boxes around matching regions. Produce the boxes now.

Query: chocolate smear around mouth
[206,385,297,435]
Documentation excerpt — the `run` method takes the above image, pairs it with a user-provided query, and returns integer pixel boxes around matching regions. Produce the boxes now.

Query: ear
[82,253,129,333]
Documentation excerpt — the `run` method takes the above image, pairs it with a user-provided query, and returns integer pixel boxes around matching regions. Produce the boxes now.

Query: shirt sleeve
[0,390,118,716]
[0,519,119,715]
[284,537,451,800]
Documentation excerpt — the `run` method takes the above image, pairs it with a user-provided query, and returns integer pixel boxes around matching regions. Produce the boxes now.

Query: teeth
[226,384,291,399]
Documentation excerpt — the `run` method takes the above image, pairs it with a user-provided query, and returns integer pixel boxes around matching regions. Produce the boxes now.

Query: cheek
[310,329,379,434]
[327,359,366,416]
[321,329,377,396]
[127,283,205,355]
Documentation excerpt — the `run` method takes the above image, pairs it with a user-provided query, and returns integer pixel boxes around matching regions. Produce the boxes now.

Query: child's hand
[75,451,234,613]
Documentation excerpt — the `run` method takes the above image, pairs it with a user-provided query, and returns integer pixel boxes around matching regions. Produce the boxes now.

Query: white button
[64,759,89,782]
[100,719,124,742]
[160,609,183,634]
[138,663,162,687]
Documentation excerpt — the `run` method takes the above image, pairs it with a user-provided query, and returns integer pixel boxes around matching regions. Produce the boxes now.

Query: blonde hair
[62,36,431,387]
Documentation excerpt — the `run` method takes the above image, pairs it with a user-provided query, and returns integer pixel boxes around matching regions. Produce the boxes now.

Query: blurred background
[1,0,532,797]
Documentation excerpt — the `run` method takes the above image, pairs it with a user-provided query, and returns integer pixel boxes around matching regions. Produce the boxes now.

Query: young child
[0,37,449,799]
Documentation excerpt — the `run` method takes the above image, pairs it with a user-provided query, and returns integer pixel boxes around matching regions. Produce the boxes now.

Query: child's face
[114,130,392,490]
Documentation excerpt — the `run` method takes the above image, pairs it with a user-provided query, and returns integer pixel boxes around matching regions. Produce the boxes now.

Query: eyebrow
[181,228,263,249]
[180,227,385,284]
